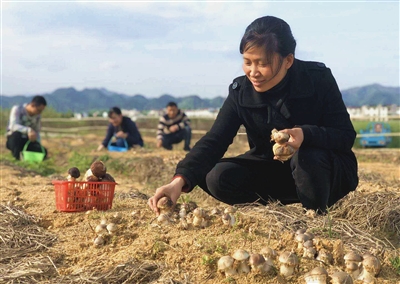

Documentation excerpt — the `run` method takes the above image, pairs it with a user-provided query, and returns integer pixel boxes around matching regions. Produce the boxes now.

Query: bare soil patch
[0,135,399,283]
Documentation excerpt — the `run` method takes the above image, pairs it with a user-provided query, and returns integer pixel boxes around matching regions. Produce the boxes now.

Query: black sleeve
[301,68,356,151]
[174,85,243,191]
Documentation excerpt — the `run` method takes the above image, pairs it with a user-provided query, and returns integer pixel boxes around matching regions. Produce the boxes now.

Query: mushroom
[303,240,317,258]
[90,161,107,179]
[106,223,117,234]
[221,213,236,226]
[345,261,361,279]
[67,167,80,181]
[179,207,187,219]
[270,128,290,144]
[95,223,107,235]
[344,251,363,266]
[260,246,277,261]
[102,173,115,182]
[217,255,237,277]
[304,231,315,240]
[179,218,188,230]
[224,206,237,214]
[344,251,362,278]
[93,235,104,246]
[316,249,333,265]
[232,249,250,274]
[331,271,353,284]
[278,251,299,277]
[295,228,307,236]
[358,255,381,283]
[272,143,295,162]
[295,233,310,250]
[157,213,170,226]
[210,207,221,216]
[304,267,328,284]
[249,253,271,274]
[192,208,207,227]
[156,197,174,215]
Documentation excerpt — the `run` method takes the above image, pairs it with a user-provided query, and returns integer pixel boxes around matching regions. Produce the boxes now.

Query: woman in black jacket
[148,15,358,214]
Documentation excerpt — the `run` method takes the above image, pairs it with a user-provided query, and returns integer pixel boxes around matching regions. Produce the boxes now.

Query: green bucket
[22,141,46,163]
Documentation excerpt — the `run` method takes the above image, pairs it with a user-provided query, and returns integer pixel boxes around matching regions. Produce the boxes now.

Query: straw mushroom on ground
[358,255,381,283]
[344,251,362,279]
[295,233,310,250]
[156,197,174,215]
[316,249,333,265]
[93,235,104,247]
[279,251,299,277]
[304,267,328,284]
[303,240,317,258]
[217,255,237,277]
[260,246,277,261]
[232,249,250,274]
[221,213,236,226]
[106,223,118,234]
[331,271,353,284]
[249,253,272,274]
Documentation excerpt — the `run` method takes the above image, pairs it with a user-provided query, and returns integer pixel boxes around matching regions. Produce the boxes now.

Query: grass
[390,256,400,275]
[0,153,57,176]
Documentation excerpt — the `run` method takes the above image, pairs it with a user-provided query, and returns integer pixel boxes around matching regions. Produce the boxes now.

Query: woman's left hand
[281,127,304,150]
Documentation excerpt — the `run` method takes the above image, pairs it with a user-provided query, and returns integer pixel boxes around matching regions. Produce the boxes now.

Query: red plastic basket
[52,180,116,212]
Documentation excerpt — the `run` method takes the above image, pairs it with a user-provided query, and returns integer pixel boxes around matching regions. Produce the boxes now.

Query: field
[0,133,399,284]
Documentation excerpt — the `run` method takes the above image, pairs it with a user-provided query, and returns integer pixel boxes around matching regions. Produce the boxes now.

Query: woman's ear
[285,54,294,69]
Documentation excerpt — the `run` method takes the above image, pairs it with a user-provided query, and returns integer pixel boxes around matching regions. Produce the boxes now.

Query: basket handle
[23,141,45,153]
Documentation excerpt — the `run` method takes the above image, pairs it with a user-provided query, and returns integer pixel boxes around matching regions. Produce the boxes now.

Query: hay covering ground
[0,138,399,284]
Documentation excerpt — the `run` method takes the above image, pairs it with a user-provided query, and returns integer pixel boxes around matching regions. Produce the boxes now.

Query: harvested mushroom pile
[63,161,116,211]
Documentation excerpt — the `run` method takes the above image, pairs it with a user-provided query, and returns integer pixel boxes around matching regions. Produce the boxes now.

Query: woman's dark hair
[30,95,47,107]
[239,16,296,69]
[108,106,122,117]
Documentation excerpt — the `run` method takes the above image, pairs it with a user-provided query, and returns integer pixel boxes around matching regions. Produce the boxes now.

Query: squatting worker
[148,16,359,214]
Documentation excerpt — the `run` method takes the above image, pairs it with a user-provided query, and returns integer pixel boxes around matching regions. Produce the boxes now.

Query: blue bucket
[107,138,128,152]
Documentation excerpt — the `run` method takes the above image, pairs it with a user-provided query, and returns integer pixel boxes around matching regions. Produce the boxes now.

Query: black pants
[162,126,191,151]
[6,132,48,160]
[198,147,358,212]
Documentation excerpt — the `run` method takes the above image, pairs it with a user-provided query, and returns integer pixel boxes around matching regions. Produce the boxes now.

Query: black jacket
[176,59,357,191]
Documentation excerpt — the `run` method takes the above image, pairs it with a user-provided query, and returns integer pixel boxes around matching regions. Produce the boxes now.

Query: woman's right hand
[148,177,185,216]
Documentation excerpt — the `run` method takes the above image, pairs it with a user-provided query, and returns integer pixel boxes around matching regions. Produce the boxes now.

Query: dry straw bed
[0,204,58,283]
[1,189,399,283]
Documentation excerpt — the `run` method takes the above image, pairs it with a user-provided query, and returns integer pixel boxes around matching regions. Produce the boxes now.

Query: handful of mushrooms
[270,128,295,162]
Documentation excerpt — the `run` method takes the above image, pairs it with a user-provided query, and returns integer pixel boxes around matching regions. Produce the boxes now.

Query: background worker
[156,102,192,151]
[6,95,48,160]
[97,106,144,151]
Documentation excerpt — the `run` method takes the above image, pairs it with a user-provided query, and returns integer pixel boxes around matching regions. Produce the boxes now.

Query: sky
[1,0,399,98]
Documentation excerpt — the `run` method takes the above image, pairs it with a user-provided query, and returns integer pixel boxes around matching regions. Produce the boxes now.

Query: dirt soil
[0,135,399,284]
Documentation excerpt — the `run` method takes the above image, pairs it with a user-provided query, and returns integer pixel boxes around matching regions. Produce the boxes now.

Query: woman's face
[242,46,293,92]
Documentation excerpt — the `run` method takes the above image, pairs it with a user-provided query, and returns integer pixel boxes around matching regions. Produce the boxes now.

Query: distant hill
[1,84,398,112]
[341,84,399,107]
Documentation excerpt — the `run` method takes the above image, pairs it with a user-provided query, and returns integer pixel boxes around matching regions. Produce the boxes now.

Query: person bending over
[6,95,48,160]
[148,16,358,215]
[97,107,144,151]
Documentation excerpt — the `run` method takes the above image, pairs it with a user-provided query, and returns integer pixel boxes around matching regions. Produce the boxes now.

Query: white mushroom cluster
[93,218,118,247]
[217,247,277,278]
